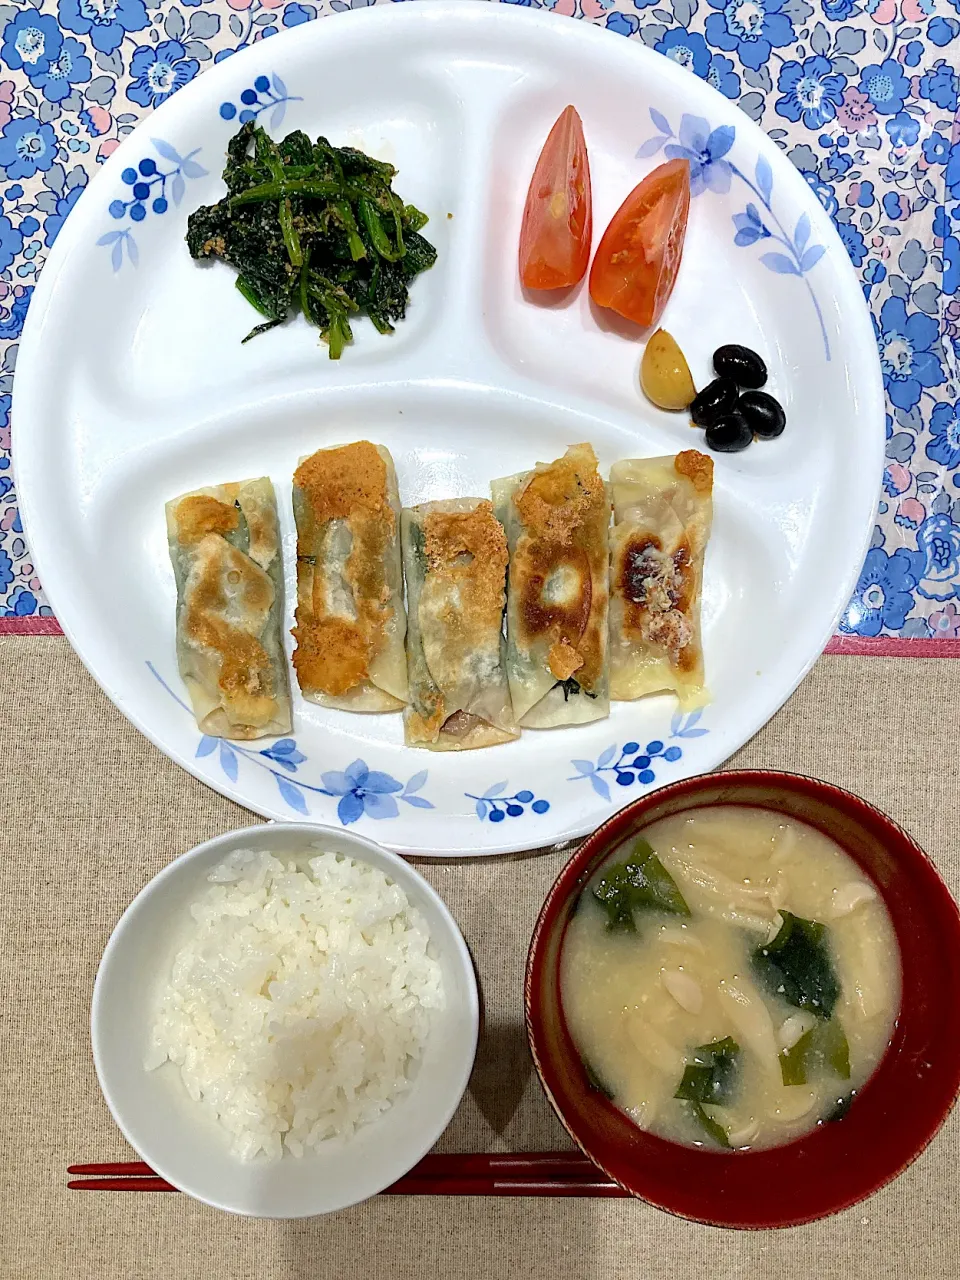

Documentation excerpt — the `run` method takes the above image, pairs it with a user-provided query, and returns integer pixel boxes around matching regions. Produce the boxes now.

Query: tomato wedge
[519,106,592,290]
[589,158,690,328]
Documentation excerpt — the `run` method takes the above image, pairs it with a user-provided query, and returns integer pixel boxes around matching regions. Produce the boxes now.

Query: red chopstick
[69,1177,178,1192]
[68,1151,627,1197]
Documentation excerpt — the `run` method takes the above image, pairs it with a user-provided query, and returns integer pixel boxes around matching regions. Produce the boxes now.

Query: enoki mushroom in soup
[561,807,900,1151]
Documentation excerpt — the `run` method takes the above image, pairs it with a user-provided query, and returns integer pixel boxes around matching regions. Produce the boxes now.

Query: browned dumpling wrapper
[492,443,610,728]
[291,441,407,711]
[165,478,291,740]
[608,451,713,708]
[402,498,518,751]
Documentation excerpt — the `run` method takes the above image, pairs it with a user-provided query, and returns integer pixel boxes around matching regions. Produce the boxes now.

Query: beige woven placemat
[0,638,957,1279]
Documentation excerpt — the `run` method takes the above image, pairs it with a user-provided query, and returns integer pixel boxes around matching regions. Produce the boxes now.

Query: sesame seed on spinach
[186,121,437,359]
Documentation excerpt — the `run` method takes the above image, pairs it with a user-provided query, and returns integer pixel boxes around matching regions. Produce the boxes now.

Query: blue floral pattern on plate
[465,783,551,822]
[568,711,708,800]
[640,109,831,358]
[148,661,435,823]
[219,72,301,128]
[0,0,958,636]
[98,136,206,268]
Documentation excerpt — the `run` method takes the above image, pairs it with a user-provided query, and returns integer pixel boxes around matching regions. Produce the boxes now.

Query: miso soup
[561,806,901,1151]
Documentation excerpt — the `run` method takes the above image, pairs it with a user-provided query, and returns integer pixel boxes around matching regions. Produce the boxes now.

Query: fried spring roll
[608,450,713,707]
[492,443,610,728]
[166,478,291,740]
[291,441,407,711]
[402,498,518,750]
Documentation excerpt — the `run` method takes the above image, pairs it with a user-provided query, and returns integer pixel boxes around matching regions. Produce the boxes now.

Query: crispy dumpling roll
[291,441,407,711]
[166,478,291,740]
[609,450,713,708]
[492,443,610,728]
[402,499,518,751]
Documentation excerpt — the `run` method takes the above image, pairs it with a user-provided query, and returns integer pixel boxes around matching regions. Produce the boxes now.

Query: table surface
[0,0,958,638]
[1,3,958,1271]
[1,636,957,1279]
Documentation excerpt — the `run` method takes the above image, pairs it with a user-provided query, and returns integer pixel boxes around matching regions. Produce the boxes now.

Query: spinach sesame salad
[186,121,437,359]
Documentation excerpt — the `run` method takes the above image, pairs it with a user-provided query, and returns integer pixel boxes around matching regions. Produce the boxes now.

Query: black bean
[705,412,753,453]
[690,377,740,428]
[739,390,786,439]
[713,344,767,389]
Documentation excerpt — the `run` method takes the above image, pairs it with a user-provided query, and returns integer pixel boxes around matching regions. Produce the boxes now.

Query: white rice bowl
[147,847,444,1161]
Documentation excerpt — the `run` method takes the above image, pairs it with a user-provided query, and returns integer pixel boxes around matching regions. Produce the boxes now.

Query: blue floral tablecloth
[0,0,957,637]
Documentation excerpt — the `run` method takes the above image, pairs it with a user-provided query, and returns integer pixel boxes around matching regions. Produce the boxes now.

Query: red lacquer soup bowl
[525,770,960,1229]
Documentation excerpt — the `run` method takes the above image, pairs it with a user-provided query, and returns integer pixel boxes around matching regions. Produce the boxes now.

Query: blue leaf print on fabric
[5,3,960,640]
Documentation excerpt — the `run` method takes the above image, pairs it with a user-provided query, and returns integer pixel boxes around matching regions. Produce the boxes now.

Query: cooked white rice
[146,847,444,1161]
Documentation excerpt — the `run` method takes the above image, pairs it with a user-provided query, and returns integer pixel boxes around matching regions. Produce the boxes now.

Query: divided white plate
[14,1,883,855]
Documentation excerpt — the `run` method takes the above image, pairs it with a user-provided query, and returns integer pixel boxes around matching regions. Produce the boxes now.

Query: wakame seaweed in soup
[561,806,901,1152]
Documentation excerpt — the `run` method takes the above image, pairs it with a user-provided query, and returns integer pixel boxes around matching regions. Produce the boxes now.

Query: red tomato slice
[589,158,691,328]
[519,106,592,291]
